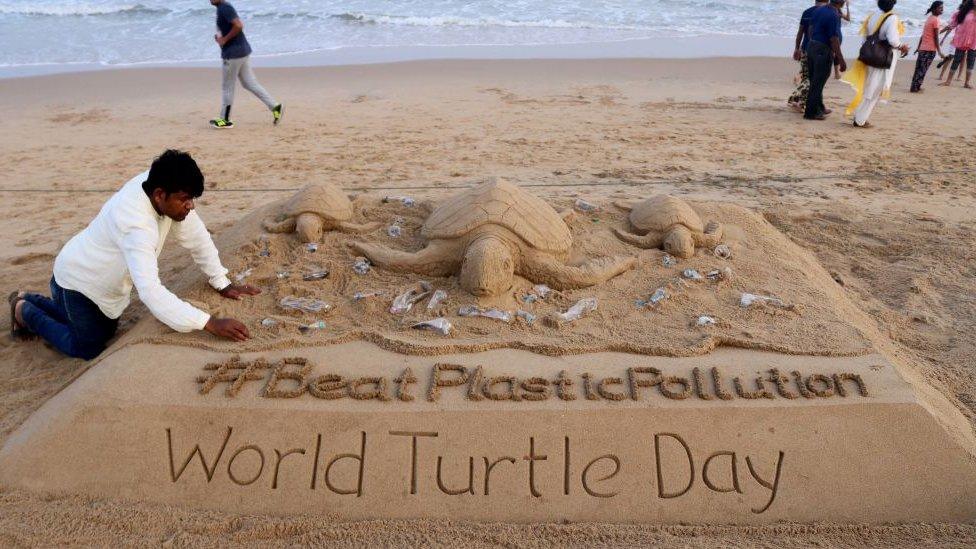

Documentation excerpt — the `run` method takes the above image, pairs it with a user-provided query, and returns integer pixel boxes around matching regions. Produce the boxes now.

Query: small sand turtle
[349,179,637,297]
[613,195,723,258]
[263,183,381,243]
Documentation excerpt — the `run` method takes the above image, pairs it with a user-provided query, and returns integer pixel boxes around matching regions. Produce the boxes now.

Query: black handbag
[858,13,895,69]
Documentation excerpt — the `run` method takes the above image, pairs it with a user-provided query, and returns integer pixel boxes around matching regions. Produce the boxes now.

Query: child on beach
[911,2,946,92]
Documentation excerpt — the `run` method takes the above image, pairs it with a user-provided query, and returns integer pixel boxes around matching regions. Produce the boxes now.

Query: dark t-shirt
[809,5,843,46]
[216,2,252,60]
[799,5,820,51]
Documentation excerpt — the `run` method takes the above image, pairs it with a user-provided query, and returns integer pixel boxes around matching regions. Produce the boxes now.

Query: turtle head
[663,225,695,258]
[460,235,515,297]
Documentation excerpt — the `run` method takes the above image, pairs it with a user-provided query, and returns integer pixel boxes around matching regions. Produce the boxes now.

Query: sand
[1,57,975,545]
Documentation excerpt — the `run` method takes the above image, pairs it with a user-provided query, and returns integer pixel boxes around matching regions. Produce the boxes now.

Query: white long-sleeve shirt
[54,171,231,332]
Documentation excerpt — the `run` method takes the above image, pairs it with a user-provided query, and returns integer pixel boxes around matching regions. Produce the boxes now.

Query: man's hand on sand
[219,283,261,300]
[205,317,250,342]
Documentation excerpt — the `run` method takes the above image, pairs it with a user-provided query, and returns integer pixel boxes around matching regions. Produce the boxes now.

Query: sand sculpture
[263,183,381,243]
[349,179,637,297]
[614,195,723,258]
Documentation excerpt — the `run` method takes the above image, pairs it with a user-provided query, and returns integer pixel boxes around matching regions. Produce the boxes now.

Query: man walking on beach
[9,150,259,360]
[805,0,848,120]
[209,0,283,129]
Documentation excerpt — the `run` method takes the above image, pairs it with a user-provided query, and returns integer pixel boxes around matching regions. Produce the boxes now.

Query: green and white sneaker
[272,103,284,125]
[209,118,234,129]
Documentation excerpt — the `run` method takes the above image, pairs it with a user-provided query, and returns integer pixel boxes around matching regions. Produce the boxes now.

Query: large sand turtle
[614,195,723,258]
[349,179,637,297]
[263,183,381,243]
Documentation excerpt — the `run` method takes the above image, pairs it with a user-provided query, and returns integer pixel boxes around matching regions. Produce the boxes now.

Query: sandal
[8,291,33,341]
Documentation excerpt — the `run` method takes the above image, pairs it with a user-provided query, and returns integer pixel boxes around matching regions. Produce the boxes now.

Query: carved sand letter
[692,368,715,400]
[227,445,265,486]
[166,427,233,483]
[791,371,816,398]
[483,456,517,496]
[745,452,786,514]
[654,433,695,499]
[197,357,270,397]
[734,375,774,399]
[627,367,662,400]
[519,377,552,401]
[348,377,391,401]
[263,358,311,398]
[710,367,735,400]
[597,377,626,401]
[581,373,600,401]
[389,431,438,495]
[805,374,835,398]
[394,368,418,402]
[554,370,577,401]
[428,363,469,401]
[324,432,366,496]
[310,434,322,490]
[272,448,307,489]
[581,455,621,498]
[483,376,521,401]
[437,456,475,495]
[524,437,548,498]
[833,373,869,397]
[308,374,347,400]
[702,451,743,494]
[466,366,485,401]
[659,376,692,400]
[767,369,799,400]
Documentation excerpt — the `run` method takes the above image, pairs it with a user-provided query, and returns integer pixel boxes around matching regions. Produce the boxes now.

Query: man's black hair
[878,0,897,11]
[142,149,205,198]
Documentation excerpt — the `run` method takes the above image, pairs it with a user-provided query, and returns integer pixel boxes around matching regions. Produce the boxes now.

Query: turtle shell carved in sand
[349,178,637,297]
[263,183,381,243]
[613,195,723,258]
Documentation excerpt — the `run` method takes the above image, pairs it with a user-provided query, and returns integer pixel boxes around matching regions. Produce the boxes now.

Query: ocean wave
[0,3,168,17]
[330,12,648,31]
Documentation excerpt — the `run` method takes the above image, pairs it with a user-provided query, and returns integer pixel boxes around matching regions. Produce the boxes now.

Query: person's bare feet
[939,80,951,87]
[965,83,974,89]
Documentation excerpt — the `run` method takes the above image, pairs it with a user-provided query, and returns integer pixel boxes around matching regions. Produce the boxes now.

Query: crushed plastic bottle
[387,224,402,238]
[280,296,332,313]
[557,298,598,322]
[305,243,319,253]
[260,318,278,328]
[523,294,539,304]
[302,270,329,281]
[427,290,448,310]
[696,315,717,327]
[353,257,371,275]
[234,268,253,283]
[574,198,599,212]
[637,288,668,308]
[299,321,327,334]
[516,310,537,325]
[740,293,791,309]
[276,271,291,280]
[533,284,553,299]
[390,285,433,314]
[682,269,704,281]
[353,290,384,301]
[662,254,678,267]
[714,244,732,260]
[458,305,512,323]
[383,195,416,207]
[412,318,453,335]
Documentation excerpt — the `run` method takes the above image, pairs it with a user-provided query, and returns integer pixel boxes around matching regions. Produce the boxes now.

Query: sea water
[0,0,934,69]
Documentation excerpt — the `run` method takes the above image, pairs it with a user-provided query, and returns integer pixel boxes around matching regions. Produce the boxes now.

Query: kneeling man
[10,150,259,359]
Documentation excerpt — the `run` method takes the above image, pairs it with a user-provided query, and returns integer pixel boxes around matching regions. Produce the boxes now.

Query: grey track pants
[219,55,276,120]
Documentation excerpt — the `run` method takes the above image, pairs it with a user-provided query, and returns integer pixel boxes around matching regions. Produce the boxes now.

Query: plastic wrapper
[302,270,329,281]
[353,257,371,275]
[458,305,512,323]
[682,269,704,281]
[276,271,290,280]
[740,293,792,309]
[260,318,278,328]
[383,195,416,207]
[714,244,732,260]
[637,288,668,308]
[662,254,678,267]
[299,321,327,333]
[697,315,717,327]
[427,290,448,310]
[305,243,319,253]
[707,268,733,282]
[557,298,598,322]
[412,318,453,335]
[390,284,432,314]
[387,225,402,238]
[516,310,537,325]
[234,268,253,282]
[574,198,599,212]
[353,290,384,302]
[279,296,331,313]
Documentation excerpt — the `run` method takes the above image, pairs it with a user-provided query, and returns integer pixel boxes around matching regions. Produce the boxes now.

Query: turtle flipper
[695,221,724,248]
[613,227,665,249]
[336,220,384,234]
[263,216,297,234]
[519,252,637,290]
[347,240,460,276]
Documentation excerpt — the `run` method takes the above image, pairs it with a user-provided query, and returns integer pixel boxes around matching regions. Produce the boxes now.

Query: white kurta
[854,11,903,125]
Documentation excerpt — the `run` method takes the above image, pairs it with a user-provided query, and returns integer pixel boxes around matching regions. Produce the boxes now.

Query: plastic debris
[390,284,433,314]
[412,317,453,335]
[740,293,792,310]
[523,294,539,304]
[574,198,599,212]
[516,310,537,325]
[696,315,717,327]
[234,268,253,282]
[276,271,291,280]
[383,195,416,207]
[259,246,271,257]
[353,257,371,275]
[533,284,553,298]
[662,254,678,267]
[427,290,448,310]
[305,243,319,253]
[299,321,327,333]
[706,268,732,281]
[302,270,329,281]
[387,224,402,238]
[260,318,278,328]
[353,290,384,301]
[557,298,598,322]
[682,269,704,281]
[458,305,512,323]
[279,296,331,313]
[714,244,732,260]
[637,288,668,308]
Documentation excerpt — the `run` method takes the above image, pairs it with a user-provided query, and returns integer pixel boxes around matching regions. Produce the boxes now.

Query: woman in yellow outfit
[842,0,910,127]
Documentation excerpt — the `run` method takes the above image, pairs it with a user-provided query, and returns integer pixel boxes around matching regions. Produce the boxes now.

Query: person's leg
[911,52,935,92]
[805,44,831,119]
[965,50,974,88]
[19,280,118,360]
[941,49,966,85]
[788,53,810,110]
[237,56,277,110]
[218,57,244,121]
[854,68,883,126]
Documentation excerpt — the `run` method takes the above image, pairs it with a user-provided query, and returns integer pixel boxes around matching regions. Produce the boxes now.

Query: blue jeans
[20,277,119,360]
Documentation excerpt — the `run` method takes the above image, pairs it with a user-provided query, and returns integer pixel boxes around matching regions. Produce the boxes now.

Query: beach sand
[1,57,975,546]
